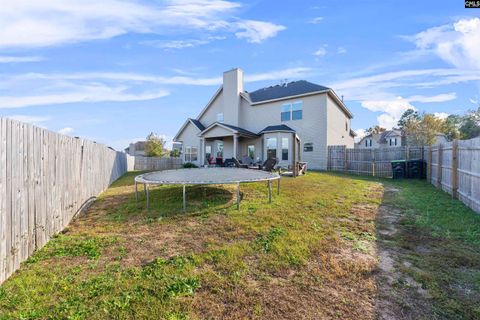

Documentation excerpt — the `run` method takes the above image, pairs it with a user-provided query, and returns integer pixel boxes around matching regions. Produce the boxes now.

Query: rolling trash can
[391,160,406,179]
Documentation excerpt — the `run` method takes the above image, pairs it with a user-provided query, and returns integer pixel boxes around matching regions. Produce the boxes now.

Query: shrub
[183,162,198,168]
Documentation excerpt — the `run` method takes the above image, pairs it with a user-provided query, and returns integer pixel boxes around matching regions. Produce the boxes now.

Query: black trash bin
[407,159,426,179]
[391,160,406,179]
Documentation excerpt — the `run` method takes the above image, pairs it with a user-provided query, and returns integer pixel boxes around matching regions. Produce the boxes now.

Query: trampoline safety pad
[134,168,281,212]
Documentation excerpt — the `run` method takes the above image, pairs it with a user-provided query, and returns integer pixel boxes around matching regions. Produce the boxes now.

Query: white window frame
[281,101,303,122]
[217,113,224,123]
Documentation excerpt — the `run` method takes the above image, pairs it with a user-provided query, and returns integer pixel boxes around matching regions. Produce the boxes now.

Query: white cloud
[337,47,347,54]
[407,92,456,103]
[58,127,74,135]
[314,47,327,57]
[359,93,456,129]
[7,114,51,124]
[361,97,415,129]
[0,0,284,48]
[0,67,311,109]
[354,128,367,143]
[434,112,449,119]
[142,36,226,50]
[0,83,169,109]
[0,56,44,63]
[235,20,286,43]
[308,17,324,24]
[408,17,480,70]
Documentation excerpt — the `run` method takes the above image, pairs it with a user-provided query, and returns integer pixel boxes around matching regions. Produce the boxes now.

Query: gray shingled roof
[221,123,258,136]
[189,118,206,131]
[247,80,330,103]
[259,124,295,134]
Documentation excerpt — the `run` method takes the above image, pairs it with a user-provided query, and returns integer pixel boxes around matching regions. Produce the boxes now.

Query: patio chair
[224,158,236,167]
[241,155,252,166]
[232,157,249,169]
[215,157,224,167]
[259,158,278,172]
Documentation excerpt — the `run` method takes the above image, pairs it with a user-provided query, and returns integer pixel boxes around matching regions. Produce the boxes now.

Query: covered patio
[198,122,304,176]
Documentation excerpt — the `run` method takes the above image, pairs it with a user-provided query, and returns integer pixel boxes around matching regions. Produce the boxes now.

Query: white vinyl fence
[0,118,130,284]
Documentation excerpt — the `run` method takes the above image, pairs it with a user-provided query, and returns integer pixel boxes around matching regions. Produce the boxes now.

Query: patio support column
[233,133,239,159]
[292,132,297,177]
[199,138,204,166]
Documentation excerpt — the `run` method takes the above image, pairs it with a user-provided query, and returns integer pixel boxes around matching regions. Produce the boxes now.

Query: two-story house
[357,130,448,149]
[173,68,355,170]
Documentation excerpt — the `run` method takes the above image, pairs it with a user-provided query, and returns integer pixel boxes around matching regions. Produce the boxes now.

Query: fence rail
[0,118,130,284]
[426,138,480,213]
[327,146,424,177]
[327,138,480,214]
[133,156,182,171]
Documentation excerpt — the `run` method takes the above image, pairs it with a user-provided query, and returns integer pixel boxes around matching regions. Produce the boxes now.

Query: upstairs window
[304,142,313,152]
[292,101,303,120]
[281,104,291,121]
[217,113,224,123]
[281,101,303,121]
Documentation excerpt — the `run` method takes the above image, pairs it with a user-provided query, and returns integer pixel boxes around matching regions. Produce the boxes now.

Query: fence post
[343,146,348,173]
[405,146,410,161]
[371,149,375,177]
[437,144,443,188]
[427,146,433,182]
[451,140,458,199]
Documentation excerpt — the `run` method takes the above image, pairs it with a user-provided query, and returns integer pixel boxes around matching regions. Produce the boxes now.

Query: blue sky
[1,0,479,149]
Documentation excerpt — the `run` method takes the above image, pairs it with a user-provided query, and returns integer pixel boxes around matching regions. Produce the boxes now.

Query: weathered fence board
[327,146,424,178]
[133,156,182,171]
[0,118,131,284]
[427,137,480,213]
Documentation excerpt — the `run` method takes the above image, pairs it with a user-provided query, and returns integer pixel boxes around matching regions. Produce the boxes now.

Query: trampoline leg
[135,181,138,202]
[268,180,272,203]
[277,178,280,195]
[236,182,240,210]
[146,184,150,211]
[183,185,186,212]
[144,183,147,196]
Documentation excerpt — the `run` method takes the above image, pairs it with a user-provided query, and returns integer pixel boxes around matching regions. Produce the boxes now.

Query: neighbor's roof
[259,124,295,134]
[247,80,330,103]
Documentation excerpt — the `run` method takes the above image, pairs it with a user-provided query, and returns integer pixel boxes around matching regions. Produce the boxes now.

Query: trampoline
[134,167,281,211]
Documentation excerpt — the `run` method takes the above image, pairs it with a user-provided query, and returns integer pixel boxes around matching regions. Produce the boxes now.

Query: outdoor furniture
[259,158,278,172]
[135,168,281,212]
[215,157,224,166]
[232,158,249,169]
[241,155,252,166]
[224,158,236,167]
[282,161,308,177]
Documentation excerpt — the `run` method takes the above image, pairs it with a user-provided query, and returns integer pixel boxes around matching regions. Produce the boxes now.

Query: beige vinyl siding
[238,137,262,162]
[326,95,355,148]
[176,122,201,166]
[198,91,224,128]
[239,93,329,170]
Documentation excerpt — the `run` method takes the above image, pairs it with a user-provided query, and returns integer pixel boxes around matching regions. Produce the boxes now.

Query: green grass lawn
[0,171,479,319]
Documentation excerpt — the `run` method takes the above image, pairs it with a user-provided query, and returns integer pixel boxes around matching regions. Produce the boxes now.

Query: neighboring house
[357,130,404,149]
[173,68,355,170]
[125,141,147,156]
[357,130,448,148]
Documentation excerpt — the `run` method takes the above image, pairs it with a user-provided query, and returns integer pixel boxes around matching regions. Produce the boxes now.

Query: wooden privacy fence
[426,138,480,213]
[133,156,182,171]
[0,118,130,284]
[328,146,424,177]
